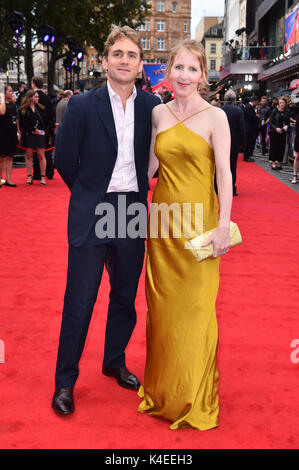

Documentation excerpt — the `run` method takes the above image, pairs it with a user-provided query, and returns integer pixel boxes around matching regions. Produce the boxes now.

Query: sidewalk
[252,146,299,195]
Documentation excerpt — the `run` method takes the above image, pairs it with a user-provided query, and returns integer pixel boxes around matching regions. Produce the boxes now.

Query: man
[55,89,73,133]
[243,96,260,162]
[257,96,271,155]
[52,25,160,416]
[15,81,27,107]
[31,76,55,179]
[221,90,245,195]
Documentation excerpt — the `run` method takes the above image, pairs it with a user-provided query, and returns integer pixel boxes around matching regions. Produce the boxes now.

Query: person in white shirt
[52,25,160,416]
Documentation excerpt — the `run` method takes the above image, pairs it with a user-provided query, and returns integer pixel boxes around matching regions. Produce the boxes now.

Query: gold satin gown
[138,106,221,430]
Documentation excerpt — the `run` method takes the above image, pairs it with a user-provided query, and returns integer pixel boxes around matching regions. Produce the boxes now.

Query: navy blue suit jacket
[54,85,160,247]
[221,102,246,155]
[243,103,260,134]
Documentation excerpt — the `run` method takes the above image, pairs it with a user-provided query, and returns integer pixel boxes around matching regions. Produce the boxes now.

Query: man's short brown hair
[31,76,44,89]
[103,25,143,61]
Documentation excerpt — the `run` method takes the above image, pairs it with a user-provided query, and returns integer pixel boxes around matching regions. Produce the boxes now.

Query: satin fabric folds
[138,121,220,430]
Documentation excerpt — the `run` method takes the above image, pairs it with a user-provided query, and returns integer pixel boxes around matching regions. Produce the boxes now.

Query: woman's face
[278,99,286,110]
[169,49,203,98]
[30,93,39,105]
[5,86,13,101]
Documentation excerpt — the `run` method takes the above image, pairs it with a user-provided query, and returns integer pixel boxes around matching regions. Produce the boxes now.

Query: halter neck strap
[166,103,212,123]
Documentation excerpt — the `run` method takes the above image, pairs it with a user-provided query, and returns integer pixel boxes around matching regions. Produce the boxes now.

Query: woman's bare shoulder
[206,105,226,119]
[152,103,168,124]
[205,105,229,127]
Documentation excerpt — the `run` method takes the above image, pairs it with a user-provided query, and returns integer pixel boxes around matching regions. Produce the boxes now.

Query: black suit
[33,89,55,179]
[54,85,160,387]
[221,102,245,193]
[243,102,260,160]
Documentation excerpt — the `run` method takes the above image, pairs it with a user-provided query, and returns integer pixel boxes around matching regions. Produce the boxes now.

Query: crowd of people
[0,78,78,187]
[230,38,269,62]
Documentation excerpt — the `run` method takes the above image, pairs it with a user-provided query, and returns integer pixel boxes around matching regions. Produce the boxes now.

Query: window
[211,28,218,36]
[157,1,164,12]
[210,60,216,70]
[172,2,177,12]
[210,43,216,54]
[139,23,146,31]
[184,21,188,33]
[157,20,166,32]
[141,37,151,50]
[157,38,165,51]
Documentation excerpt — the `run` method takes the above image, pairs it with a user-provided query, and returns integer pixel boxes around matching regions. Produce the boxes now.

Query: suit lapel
[94,85,118,152]
[94,85,145,163]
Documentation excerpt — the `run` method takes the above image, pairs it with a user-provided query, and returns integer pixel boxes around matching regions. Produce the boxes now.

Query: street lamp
[63,51,74,88]
[65,37,84,90]
[7,10,25,83]
[39,25,56,92]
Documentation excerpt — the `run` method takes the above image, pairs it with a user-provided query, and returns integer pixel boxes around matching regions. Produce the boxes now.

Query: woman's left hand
[201,225,231,258]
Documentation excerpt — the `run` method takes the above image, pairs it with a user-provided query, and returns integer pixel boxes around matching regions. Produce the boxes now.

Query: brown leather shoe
[52,387,74,415]
[102,366,140,390]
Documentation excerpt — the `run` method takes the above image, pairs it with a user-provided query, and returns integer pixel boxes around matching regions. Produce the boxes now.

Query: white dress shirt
[106,80,139,193]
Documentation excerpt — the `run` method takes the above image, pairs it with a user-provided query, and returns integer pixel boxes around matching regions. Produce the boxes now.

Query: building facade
[195,16,223,42]
[202,22,224,83]
[219,0,299,99]
[0,57,26,88]
[136,0,191,63]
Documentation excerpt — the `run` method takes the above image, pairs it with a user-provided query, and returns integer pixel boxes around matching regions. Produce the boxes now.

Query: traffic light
[75,46,84,61]
[7,10,25,34]
[63,51,75,71]
[39,25,56,44]
[66,36,84,61]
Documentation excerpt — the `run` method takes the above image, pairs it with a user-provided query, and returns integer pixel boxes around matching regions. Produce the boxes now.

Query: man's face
[102,38,143,86]
[261,98,267,106]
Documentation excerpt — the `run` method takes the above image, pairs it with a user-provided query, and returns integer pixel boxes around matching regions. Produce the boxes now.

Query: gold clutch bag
[185,221,242,261]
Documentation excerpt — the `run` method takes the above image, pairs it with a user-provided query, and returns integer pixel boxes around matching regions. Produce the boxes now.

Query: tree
[0,0,151,93]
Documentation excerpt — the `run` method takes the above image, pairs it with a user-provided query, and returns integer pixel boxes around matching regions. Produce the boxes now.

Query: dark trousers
[244,130,258,159]
[230,150,238,193]
[259,125,268,154]
[269,131,287,163]
[54,193,145,388]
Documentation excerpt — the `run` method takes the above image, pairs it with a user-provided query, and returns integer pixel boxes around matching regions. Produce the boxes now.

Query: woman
[0,85,19,187]
[291,113,299,184]
[138,40,232,430]
[269,97,289,170]
[19,89,47,185]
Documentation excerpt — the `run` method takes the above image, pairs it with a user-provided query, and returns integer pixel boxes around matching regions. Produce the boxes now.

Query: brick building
[136,0,191,63]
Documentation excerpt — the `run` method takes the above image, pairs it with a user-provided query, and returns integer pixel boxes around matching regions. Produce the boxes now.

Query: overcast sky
[191,0,225,38]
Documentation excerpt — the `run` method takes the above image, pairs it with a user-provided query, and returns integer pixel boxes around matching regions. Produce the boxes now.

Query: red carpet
[0,161,299,449]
